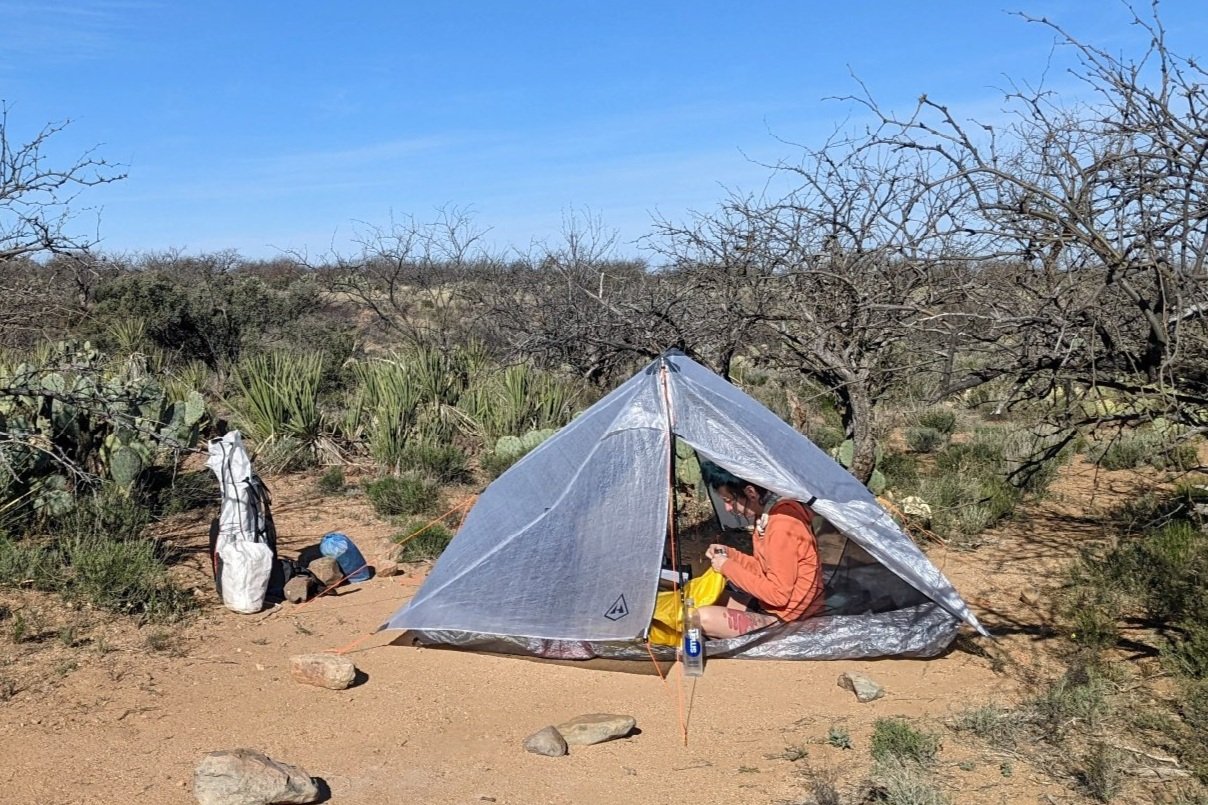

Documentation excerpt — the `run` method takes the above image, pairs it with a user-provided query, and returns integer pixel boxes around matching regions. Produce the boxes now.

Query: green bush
[916,408,957,435]
[399,441,471,484]
[1079,743,1124,803]
[155,470,215,515]
[906,426,947,454]
[393,520,455,562]
[879,450,919,489]
[870,718,940,766]
[1026,669,1111,742]
[62,531,193,619]
[809,425,846,453]
[950,705,1023,749]
[316,467,345,495]
[1091,430,1201,472]
[365,474,439,518]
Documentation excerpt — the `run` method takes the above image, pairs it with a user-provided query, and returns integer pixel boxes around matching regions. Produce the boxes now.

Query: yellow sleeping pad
[647,568,727,646]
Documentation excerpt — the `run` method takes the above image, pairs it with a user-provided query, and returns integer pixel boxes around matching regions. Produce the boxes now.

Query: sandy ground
[0,457,1177,804]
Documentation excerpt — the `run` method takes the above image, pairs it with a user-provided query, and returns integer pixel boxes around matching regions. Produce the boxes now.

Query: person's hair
[699,460,769,500]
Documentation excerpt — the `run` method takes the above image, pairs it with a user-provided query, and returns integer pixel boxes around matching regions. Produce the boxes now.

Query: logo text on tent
[604,594,629,621]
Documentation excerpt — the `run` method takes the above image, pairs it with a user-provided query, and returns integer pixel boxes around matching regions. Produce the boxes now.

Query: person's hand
[705,543,729,572]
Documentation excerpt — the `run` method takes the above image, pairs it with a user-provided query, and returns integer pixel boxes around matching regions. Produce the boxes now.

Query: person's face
[717,484,760,521]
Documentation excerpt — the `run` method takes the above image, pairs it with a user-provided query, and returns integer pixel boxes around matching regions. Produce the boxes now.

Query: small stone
[1019,589,1039,606]
[837,671,885,703]
[307,557,342,587]
[522,726,568,757]
[289,653,356,690]
[375,561,402,578]
[554,713,636,746]
[283,576,314,604]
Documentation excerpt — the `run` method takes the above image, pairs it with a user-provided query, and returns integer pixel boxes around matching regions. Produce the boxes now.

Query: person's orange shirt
[719,499,823,621]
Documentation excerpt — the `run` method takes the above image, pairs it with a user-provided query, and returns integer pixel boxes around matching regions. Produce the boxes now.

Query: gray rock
[837,671,885,703]
[523,726,568,756]
[283,576,314,604]
[193,748,319,805]
[375,561,403,578]
[554,713,636,746]
[289,653,356,690]
[307,557,342,587]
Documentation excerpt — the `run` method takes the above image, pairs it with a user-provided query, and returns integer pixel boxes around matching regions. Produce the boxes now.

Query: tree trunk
[839,386,877,483]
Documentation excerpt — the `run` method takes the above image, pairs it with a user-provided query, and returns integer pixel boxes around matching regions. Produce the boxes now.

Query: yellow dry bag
[647,568,727,646]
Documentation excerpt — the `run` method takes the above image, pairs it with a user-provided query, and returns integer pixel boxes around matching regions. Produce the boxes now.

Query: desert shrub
[1026,669,1111,742]
[809,424,846,453]
[906,426,947,454]
[0,536,60,590]
[1079,743,1124,803]
[457,363,583,443]
[879,450,919,489]
[1074,519,1208,677]
[870,718,940,766]
[1091,429,1201,472]
[154,470,215,515]
[826,725,853,749]
[61,531,192,620]
[1093,431,1153,470]
[365,474,439,518]
[916,408,957,435]
[949,705,1023,749]
[1182,681,1208,784]
[393,520,455,562]
[867,760,950,805]
[399,441,471,484]
[316,467,345,495]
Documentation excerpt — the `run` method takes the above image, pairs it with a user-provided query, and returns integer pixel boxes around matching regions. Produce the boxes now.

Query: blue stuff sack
[319,532,371,583]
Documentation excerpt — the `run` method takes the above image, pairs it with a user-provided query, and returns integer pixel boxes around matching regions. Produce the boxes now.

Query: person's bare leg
[698,605,776,638]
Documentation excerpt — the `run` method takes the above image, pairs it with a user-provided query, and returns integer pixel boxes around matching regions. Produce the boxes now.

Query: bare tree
[307,206,496,350]
[0,106,125,346]
[0,104,126,261]
[853,3,1208,440]
[651,137,973,481]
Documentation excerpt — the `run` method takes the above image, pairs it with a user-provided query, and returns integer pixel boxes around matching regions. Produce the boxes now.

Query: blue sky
[2,1,1205,261]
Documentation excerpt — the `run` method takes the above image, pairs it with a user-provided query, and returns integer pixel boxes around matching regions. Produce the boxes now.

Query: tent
[382,352,987,660]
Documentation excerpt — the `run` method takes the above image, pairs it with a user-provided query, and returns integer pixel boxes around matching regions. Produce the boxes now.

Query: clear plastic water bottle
[319,532,371,583]
[682,597,705,677]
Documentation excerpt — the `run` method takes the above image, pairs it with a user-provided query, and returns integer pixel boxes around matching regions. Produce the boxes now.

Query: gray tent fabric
[383,353,987,659]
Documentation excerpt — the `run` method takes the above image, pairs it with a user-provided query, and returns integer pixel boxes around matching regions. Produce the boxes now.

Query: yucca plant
[349,355,424,469]
[228,351,331,467]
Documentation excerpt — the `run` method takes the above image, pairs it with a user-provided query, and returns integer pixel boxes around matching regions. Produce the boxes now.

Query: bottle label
[685,628,702,658]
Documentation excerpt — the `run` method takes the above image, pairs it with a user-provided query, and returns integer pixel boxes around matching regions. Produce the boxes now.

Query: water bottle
[319,532,371,583]
[682,597,705,677]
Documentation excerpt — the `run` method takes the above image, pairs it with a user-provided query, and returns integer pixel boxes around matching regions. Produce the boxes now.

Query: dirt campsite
[0,447,1198,805]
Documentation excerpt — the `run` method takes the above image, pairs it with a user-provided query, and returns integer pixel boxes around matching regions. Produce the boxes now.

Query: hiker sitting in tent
[697,462,824,638]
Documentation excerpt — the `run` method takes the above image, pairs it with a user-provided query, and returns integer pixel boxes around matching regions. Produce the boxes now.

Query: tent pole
[658,357,682,601]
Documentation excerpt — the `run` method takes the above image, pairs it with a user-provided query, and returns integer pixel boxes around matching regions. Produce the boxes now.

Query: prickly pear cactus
[0,339,211,515]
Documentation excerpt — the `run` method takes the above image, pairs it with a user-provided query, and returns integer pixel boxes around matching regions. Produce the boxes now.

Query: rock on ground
[523,726,568,757]
[289,653,357,690]
[193,748,319,805]
[554,713,636,746]
[837,671,885,703]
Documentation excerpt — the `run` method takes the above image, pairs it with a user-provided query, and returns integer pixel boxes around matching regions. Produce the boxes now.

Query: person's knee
[698,606,726,637]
